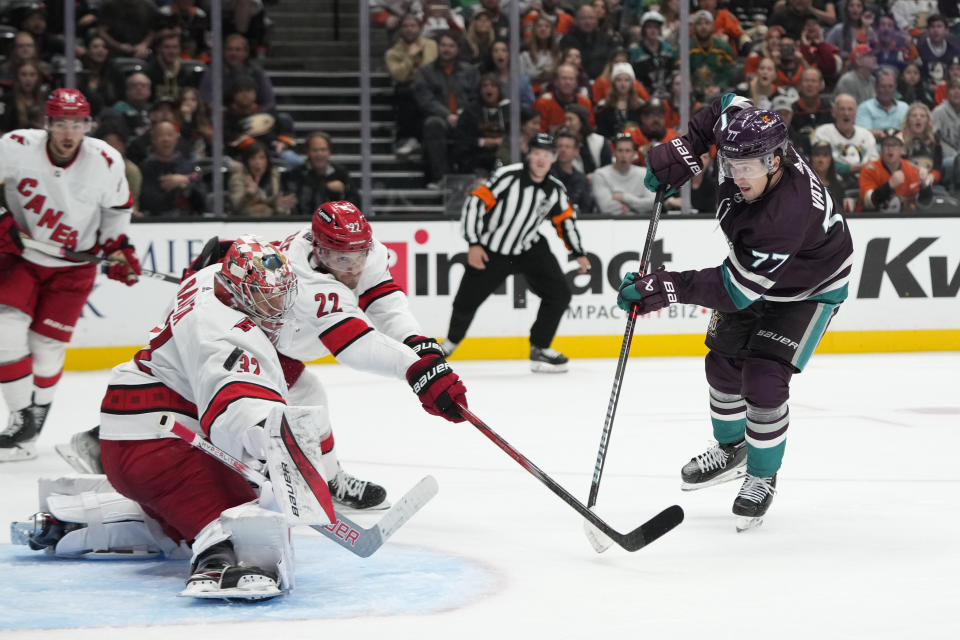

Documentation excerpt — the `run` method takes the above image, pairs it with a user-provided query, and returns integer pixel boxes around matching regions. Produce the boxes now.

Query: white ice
[1,353,958,639]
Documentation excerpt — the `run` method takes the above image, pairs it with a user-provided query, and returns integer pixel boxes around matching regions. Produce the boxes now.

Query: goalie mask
[715,107,789,184]
[217,234,298,344]
[311,201,373,275]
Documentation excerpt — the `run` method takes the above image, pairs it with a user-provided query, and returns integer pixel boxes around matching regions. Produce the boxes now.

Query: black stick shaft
[586,186,668,508]
[20,236,180,284]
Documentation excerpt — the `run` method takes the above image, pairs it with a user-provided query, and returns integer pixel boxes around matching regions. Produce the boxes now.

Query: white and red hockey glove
[0,208,24,256]
[101,235,142,286]
[403,335,446,359]
[406,354,467,423]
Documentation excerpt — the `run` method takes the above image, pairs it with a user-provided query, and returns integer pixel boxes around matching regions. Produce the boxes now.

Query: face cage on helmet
[220,271,298,344]
[718,142,787,183]
[314,245,370,275]
[45,116,93,134]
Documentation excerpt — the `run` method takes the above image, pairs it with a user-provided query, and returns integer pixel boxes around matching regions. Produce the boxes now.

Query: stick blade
[583,507,614,554]
[618,505,685,552]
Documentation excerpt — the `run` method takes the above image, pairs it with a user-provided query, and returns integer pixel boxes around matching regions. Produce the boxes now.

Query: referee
[441,133,590,373]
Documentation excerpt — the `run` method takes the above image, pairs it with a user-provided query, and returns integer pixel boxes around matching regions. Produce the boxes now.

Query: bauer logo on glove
[617,267,679,315]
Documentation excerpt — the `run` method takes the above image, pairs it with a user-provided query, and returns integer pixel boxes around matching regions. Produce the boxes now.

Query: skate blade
[180,585,282,600]
[0,444,37,462]
[10,521,33,545]
[530,361,568,374]
[680,466,746,491]
[736,515,764,532]
[54,443,99,474]
[583,514,614,554]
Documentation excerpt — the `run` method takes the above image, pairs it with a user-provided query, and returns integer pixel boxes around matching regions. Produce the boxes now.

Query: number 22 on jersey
[315,292,343,317]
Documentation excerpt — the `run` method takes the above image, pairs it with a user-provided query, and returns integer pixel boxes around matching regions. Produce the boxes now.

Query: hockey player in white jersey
[97,235,310,599]
[0,89,140,462]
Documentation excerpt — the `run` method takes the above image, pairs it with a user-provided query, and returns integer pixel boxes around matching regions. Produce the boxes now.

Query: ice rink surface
[1,352,957,639]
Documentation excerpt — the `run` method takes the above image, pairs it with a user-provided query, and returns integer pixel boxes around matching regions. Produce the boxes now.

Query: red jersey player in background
[0,89,141,462]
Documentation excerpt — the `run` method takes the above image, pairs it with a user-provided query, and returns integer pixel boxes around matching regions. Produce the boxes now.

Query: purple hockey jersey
[668,96,855,313]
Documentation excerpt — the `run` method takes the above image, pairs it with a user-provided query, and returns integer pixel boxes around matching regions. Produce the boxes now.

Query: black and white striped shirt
[461,162,585,256]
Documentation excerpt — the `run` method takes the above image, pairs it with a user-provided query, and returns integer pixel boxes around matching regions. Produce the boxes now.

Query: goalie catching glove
[617,267,679,314]
[406,354,467,423]
[101,235,142,286]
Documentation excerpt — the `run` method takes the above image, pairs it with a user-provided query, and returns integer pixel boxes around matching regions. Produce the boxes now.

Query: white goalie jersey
[99,265,287,461]
[274,228,421,379]
[0,129,133,268]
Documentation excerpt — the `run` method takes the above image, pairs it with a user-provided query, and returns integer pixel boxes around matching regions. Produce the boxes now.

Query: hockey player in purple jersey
[617,95,854,531]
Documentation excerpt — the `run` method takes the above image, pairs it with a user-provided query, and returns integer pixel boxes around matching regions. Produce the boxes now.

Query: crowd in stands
[379,0,960,213]
[0,0,363,219]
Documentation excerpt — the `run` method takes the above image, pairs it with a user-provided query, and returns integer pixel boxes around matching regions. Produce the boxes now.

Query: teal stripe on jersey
[808,283,849,305]
[721,264,756,310]
[792,302,839,371]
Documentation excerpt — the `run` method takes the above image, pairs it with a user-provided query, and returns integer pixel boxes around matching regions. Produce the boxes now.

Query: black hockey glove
[403,335,446,359]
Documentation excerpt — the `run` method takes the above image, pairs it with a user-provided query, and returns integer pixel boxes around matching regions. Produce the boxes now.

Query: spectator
[139,121,206,216]
[931,78,960,184]
[371,0,422,38]
[744,57,782,110]
[146,30,201,103]
[78,35,116,116]
[523,0,574,40]
[629,11,675,95]
[555,46,592,98]
[792,67,833,143]
[178,87,213,159]
[106,72,154,140]
[483,40,535,110]
[223,79,298,166]
[474,0,509,40]
[465,11,496,64]
[870,13,918,72]
[856,67,910,140]
[519,107,543,158]
[125,97,188,165]
[798,17,842,90]
[199,34,276,111]
[223,0,269,56]
[97,0,159,58]
[593,132,654,215]
[0,61,46,133]
[859,134,934,211]
[917,14,960,84]
[933,59,960,105]
[890,0,939,32]
[593,49,651,105]
[593,0,621,41]
[664,70,699,130]
[285,131,358,216]
[563,103,611,176]
[229,141,295,217]
[769,0,819,40]
[625,98,679,165]
[551,128,595,213]
[745,25,785,79]
[771,94,810,156]
[421,1,465,39]
[689,9,737,101]
[560,4,615,79]
[901,101,946,185]
[812,93,880,188]
[16,4,62,64]
[595,62,646,138]
[899,60,936,109]
[0,31,51,85]
[809,141,846,210]
[385,13,437,157]
[413,30,478,187]
[834,44,877,104]
[535,63,594,134]
[158,0,211,61]
[774,36,805,93]
[99,126,144,215]
[521,16,560,93]
[659,0,682,46]
[826,0,871,58]
[453,73,509,175]
[697,0,750,54]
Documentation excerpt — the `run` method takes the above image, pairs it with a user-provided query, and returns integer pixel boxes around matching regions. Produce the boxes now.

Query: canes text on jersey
[17,178,78,249]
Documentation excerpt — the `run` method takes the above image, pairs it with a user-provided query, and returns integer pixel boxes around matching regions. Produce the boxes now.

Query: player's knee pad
[193,503,294,590]
[36,475,188,558]
[0,305,31,360]
[704,350,742,395]
[27,330,66,377]
[741,356,792,409]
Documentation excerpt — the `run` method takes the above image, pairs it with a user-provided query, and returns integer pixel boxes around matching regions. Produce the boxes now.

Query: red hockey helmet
[45,89,91,119]
[217,234,298,344]
[311,201,373,274]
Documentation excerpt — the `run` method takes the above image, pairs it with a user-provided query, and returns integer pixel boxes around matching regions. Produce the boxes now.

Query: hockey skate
[680,439,747,491]
[182,540,282,601]
[0,408,40,462]
[55,426,103,474]
[530,346,569,373]
[733,473,777,532]
[328,464,389,512]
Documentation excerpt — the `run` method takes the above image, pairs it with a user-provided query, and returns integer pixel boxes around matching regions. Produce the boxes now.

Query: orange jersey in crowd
[534,92,594,131]
[625,125,680,165]
[859,157,924,210]
[592,77,651,104]
[522,10,574,39]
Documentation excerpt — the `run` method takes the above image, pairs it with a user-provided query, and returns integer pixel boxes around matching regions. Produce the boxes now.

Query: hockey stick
[455,402,683,552]
[19,235,181,284]
[583,185,670,553]
[158,413,439,558]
